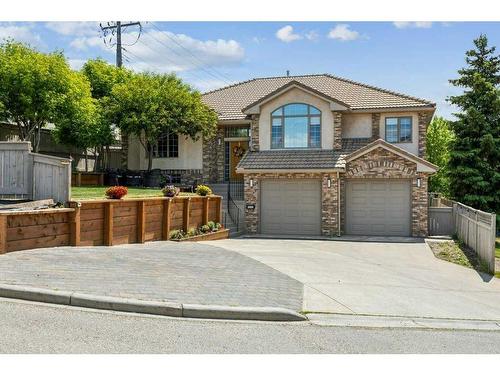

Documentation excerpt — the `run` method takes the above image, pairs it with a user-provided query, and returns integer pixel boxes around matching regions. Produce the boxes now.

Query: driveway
[211,238,500,321]
[0,242,302,312]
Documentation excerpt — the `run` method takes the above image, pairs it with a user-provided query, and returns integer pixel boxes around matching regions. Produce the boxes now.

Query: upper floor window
[271,103,321,149]
[385,117,412,143]
[154,132,178,158]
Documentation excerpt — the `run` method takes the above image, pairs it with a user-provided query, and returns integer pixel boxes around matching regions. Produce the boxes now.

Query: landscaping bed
[170,229,229,242]
[427,240,492,275]
[71,186,195,200]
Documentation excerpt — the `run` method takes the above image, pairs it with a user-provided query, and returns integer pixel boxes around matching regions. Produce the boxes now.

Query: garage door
[346,180,411,236]
[261,179,321,235]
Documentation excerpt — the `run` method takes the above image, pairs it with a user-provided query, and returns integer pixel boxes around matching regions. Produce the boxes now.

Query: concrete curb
[0,284,306,322]
[307,313,500,331]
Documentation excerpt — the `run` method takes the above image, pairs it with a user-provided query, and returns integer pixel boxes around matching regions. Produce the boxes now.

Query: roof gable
[242,80,349,114]
[346,139,438,172]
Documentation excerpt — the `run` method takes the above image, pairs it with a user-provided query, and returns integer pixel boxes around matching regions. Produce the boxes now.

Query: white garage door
[346,179,411,236]
[260,179,321,235]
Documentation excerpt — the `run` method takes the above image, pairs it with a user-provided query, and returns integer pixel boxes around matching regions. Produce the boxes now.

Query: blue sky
[1,21,500,119]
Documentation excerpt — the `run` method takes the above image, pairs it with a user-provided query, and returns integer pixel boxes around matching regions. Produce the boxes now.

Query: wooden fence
[428,193,496,273]
[0,196,222,253]
[0,142,71,202]
[71,172,105,187]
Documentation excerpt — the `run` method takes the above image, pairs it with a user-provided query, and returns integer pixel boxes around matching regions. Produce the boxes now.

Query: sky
[1,21,500,119]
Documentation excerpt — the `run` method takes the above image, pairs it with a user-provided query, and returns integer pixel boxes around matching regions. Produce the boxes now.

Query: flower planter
[170,228,229,242]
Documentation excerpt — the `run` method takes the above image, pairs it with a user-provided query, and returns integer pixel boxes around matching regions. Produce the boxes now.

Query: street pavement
[1,297,500,354]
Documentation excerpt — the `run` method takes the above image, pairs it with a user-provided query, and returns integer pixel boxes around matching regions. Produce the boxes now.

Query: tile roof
[237,138,372,171]
[202,74,435,120]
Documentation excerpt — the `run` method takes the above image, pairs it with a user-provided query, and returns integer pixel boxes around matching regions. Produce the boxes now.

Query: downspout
[337,171,341,237]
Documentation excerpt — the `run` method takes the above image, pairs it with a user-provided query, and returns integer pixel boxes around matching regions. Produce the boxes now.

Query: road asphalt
[1,297,500,354]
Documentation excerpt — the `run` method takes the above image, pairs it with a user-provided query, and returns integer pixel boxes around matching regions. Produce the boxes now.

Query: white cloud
[188,78,233,92]
[252,36,265,44]
[276,25,302,43]
[45,22,101,37]
[67,58,87,71]
[393,22,432,29]
[71,29,245,74]
[305,30,319,41]
[0,23,42,47]
[327,24,360,41]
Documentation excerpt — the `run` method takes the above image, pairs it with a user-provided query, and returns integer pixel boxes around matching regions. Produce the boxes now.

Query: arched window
[271,103,321,149]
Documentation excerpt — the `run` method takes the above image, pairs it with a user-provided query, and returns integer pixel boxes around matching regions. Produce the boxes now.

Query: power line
[146,22,233,85]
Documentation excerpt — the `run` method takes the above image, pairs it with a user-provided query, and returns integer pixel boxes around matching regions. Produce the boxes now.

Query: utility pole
[100,21,141,169]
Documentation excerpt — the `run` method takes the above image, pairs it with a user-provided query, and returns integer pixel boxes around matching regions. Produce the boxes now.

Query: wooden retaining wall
[0,196,222,254]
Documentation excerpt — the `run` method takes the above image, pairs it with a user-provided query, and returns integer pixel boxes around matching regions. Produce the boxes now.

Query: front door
[229,141,248,181]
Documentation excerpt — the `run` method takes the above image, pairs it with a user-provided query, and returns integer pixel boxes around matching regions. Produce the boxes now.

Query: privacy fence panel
[0,142,71,203]
[453,202,496,273]
[33,153,71,203]
[428,207,453,236]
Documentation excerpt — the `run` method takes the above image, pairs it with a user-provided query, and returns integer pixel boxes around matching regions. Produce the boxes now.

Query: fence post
[104,201,114,246]
[202,197,209,225]
[162,198,172,240]
[0,215,7,254]
[215,197,222,224]
[137,200,146,243]
[491,214,497,274]
[69,202,81,246]
[183,198,191,232]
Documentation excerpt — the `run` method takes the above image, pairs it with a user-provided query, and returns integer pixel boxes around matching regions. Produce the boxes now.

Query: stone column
[202,126,225,183]
[244,174,259,234]
[371,113,381,141]
[411,173,429,237]
[321,173,339,236]
[418,112,432,158]
[333,112,342,150]
[250,115,260,151]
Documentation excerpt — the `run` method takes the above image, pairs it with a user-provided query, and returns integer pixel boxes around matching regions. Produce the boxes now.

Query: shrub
[214,222,222,231]
[195,184,212,196]
[169,229,185,240]
[105,186,128,199]
[207,221,216,231]
[162,185,179,197]
[187,227,199,237]
[200,224,211,233]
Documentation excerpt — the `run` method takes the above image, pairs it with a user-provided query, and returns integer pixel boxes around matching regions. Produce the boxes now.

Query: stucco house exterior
[128,73,438,237]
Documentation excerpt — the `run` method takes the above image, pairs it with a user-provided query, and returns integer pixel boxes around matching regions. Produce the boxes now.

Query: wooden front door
[229,141,248,181]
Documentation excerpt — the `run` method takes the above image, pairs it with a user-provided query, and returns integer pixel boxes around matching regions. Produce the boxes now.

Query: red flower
[105,186,128,199]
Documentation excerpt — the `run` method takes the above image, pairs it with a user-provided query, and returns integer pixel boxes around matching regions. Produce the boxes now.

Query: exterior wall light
[249,178,254,188]
[416,177,421,188]
[217,138,222,146]
[327,177,331,188]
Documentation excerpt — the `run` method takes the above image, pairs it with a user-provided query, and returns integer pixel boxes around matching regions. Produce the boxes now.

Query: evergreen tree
[447,34,500,215]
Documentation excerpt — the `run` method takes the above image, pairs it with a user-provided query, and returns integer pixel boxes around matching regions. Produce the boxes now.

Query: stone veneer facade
[343,147,429,237]
[418,111,432,158]
[250,115,260,152]
[333,112,342,150]
[202,126,225,183]
[243,172,340,236]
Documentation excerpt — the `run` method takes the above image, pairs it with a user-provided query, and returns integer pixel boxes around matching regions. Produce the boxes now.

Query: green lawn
[71,186,195,200]
[496,237,500,259]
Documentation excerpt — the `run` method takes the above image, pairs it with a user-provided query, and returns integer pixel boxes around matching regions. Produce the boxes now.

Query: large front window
[271,103,321,149]
[154,132,178,158]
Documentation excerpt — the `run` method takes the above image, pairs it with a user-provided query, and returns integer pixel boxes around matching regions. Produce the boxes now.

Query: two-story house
[128,73,437,237]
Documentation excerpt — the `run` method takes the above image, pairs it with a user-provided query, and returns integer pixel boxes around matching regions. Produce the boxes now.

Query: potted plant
[162,185,179,197]
[105,186,128,199]
[195,184,212,196]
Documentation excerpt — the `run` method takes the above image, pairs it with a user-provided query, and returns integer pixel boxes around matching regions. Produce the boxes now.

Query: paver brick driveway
[0,242,303,311]
[211,238,500,321]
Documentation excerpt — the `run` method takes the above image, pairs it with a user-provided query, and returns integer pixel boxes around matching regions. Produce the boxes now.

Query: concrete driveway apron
[211,238,500,320]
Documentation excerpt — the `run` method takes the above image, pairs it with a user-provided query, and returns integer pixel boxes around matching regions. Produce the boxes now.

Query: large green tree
[447,34,500,215]
[0,40,96,153]
[105,72,217,171]
[426,116,454,196]
[80,59,131,170]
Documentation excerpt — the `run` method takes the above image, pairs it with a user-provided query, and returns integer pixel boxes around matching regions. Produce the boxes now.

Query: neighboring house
[128,73,437,237]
